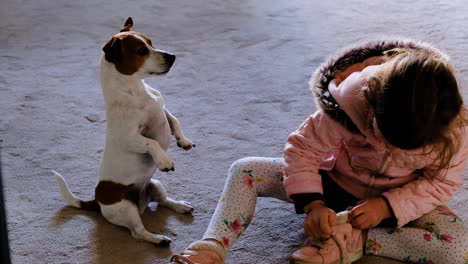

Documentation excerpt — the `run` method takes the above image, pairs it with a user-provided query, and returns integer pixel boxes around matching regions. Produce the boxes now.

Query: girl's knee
[226,157,257,183]
[229,157,256,171]
[228,157,269,175]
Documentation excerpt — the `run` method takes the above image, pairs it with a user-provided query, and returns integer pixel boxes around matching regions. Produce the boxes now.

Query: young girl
[170,40,468,264]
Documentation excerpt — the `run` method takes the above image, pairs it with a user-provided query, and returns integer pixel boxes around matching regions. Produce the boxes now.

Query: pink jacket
[283,40,468,227]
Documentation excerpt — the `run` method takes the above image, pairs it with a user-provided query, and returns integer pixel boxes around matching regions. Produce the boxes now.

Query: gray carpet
[1,0,467,263]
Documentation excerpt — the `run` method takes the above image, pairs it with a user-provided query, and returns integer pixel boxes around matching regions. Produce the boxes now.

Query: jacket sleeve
[382,130,468,227]
[283,110,345,199]
[291,193,325,214]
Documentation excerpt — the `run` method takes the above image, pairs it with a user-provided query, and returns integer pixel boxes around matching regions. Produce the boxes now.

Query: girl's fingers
[304,221,313,236]
[349,203,366,219]
[355,200,367,206]
[351,214,369,229]
[304,220,320,238]
[328,211,337,227]
[313,230,321,239]
[318,230,330,239]
[361,221,372,230]
[319,214,332,237]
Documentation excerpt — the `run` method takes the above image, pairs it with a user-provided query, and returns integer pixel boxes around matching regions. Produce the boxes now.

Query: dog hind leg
[148,179,194,214]
[100,199,171,245]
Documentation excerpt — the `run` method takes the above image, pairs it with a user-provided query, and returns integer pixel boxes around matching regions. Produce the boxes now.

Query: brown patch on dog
[134,32,153,47]
[80,200,100,211]
[95,180,135,205]
[102,33,151,75]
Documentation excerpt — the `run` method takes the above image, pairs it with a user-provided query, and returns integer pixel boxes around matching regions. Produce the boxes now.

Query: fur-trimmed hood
[309,39,451,135]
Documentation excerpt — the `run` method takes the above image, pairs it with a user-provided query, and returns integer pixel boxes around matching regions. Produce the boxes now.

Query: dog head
[102,17,175,78]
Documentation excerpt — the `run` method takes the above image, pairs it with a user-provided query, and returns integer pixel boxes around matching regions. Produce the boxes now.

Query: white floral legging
[202,157,468,263]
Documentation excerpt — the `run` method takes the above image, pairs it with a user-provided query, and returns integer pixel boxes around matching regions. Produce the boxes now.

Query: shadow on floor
[51,203,194,264]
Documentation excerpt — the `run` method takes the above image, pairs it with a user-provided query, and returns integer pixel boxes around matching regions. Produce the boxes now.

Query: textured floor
[0,0,467,263]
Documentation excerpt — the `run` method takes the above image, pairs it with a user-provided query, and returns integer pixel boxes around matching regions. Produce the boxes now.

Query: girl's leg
[171,157,287,263]
[202,157,287,250]
[365,205,468,263]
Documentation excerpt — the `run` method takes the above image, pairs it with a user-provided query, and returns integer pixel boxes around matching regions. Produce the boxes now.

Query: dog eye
[137,47,149,56]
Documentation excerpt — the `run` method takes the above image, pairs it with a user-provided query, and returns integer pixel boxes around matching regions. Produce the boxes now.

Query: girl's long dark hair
[365,48,467,177]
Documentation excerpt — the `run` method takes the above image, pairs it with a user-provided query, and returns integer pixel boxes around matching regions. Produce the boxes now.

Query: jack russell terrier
[53,17,194,246]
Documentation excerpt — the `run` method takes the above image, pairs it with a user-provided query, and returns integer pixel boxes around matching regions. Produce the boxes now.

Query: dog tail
[52,170,100,211]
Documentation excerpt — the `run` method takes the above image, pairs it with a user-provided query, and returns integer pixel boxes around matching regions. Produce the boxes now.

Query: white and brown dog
[53,17,194,246]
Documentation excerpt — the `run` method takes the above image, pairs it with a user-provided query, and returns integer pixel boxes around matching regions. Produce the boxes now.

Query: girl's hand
[303,200,337,239]
[349,197,392,230]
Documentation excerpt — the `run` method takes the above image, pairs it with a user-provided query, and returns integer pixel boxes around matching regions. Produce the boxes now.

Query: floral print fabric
[203,157,287,251]
[201,157,467,262]
[367,205,468,263]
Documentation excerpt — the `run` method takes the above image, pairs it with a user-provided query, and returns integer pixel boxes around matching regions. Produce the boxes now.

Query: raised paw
[176,138,195,150]
[159,163,174,172]
[156,153,175,172]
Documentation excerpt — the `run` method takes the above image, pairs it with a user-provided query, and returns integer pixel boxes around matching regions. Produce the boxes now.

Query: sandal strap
[336,210,350,225]
[186,240,226,260]
[170,254,197,264]
[302,236,329,248]
[170,240,225,264]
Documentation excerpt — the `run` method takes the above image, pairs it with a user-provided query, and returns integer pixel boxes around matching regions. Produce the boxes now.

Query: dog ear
[120,17,133,32]
[102,38,122,63]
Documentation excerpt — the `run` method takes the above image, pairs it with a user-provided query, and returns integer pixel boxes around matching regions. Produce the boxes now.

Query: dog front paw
[159,162,174,172]
[156,154,174,172]
[176,138,195,150]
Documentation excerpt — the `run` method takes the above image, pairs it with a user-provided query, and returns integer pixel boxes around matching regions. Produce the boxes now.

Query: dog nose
[163,53,176,66]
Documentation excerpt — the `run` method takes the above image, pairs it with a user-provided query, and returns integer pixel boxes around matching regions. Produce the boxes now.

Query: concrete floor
[0,0,467,263]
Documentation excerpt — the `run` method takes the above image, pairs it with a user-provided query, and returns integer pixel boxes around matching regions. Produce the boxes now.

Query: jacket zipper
[379,151,392,174]
[366,151,392,198]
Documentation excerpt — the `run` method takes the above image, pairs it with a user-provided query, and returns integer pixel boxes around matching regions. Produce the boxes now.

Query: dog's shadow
[51,203,193,264]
